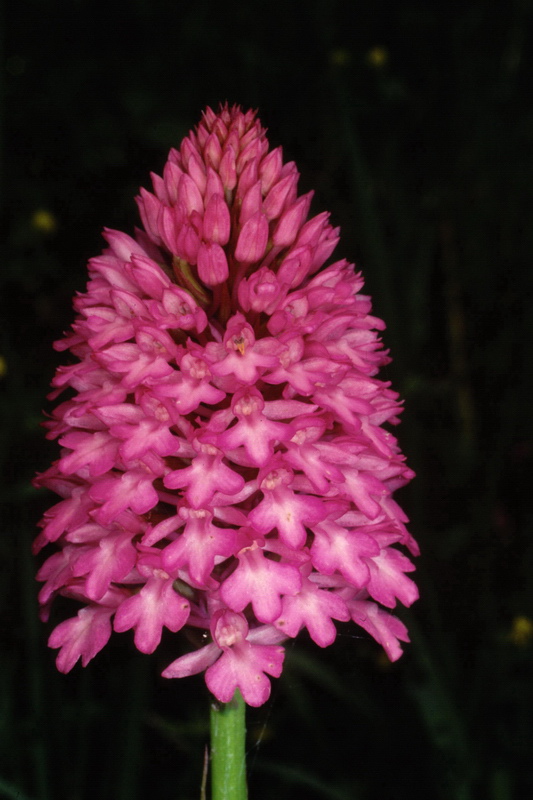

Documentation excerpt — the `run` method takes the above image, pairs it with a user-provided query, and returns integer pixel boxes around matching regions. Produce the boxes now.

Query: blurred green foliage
[2,1,533,798]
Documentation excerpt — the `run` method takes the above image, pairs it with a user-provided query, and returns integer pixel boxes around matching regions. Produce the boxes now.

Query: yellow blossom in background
[31,209,57,234]
[366,46,389,69]
[508,616,533,646]
[0,356,7,378]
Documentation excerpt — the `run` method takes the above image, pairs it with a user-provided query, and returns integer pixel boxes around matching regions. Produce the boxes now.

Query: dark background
[2,1,533,798]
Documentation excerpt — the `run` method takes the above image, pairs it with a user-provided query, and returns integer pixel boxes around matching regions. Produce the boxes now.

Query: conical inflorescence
[35,105,418,706]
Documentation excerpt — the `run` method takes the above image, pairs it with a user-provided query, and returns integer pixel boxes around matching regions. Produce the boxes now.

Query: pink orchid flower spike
[35,104,418,705]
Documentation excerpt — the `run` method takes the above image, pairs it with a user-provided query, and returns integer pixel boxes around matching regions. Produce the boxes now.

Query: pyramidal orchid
[35,104,419,711]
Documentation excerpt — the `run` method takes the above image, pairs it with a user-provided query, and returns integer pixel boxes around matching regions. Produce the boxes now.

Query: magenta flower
[35,104,418,707]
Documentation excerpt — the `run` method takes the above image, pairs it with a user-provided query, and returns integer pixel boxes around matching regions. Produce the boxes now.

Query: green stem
[209,690,248,800]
